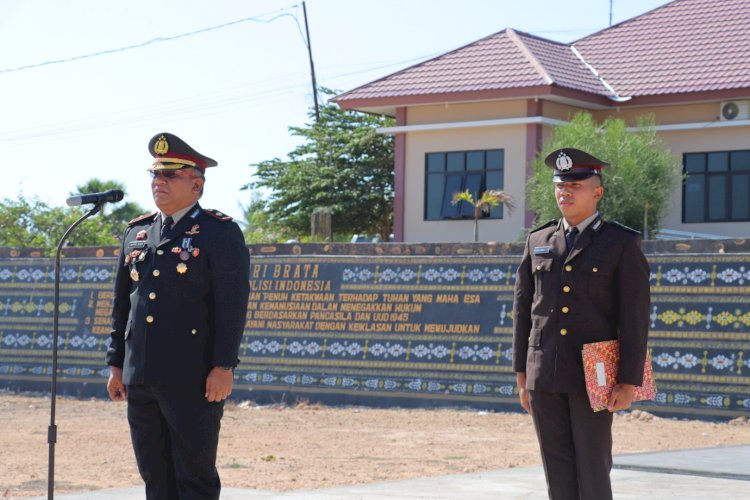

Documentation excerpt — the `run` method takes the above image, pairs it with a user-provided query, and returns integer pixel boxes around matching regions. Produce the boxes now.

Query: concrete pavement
[23,445,750,499]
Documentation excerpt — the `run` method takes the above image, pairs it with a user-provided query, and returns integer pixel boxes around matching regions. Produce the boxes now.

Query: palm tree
[451,189,514,242]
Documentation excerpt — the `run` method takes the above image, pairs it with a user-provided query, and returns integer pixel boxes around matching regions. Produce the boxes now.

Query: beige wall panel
[403,126,528,243]
[397,102,748,242]
[594,102,730,125]
[542,101,585,121]
[656,126,750,237]
[406,100,527,125]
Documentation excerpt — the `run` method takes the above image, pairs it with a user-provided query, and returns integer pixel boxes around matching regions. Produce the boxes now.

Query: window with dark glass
[683,150,750,223]
[425,149,505,220]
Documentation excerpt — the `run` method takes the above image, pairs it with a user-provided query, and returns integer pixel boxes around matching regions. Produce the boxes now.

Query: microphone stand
[48,202,103,500]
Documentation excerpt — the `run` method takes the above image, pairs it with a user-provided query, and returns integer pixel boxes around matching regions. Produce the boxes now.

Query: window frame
[424,149,505,221]
[682,149,750,223]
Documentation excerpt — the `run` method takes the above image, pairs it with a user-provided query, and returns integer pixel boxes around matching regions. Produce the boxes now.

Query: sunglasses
[149,169,202,180]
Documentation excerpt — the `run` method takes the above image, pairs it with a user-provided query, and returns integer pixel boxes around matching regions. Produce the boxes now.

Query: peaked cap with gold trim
[148,132,218,171]
[544,148,608,182]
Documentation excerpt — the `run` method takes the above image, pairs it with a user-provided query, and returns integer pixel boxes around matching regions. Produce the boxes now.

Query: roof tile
[335,28,611,102]
[574,0,750,96]
[336,0,750,106]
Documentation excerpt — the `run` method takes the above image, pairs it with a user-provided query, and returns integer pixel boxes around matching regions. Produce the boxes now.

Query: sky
[0,0,673,221]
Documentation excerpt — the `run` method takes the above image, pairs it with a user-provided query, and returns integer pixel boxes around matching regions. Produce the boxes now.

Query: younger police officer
[106,133,250,499]
[512,148,650,500]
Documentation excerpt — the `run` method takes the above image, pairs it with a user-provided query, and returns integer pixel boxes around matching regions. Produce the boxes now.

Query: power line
[0,4,302,74]
[0,48,444,147]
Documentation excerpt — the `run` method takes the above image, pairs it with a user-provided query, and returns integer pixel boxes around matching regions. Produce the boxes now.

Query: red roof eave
[334,85,614,111]
[616,88,750,108]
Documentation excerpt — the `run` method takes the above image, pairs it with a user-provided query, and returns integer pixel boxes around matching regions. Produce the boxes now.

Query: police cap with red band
[147,132,218,171]
[544,148,609,182]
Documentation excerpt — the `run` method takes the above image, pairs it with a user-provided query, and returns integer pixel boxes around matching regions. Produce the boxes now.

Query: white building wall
[395,99,750,242]
[658,125,750,237]
[403,125,528,243]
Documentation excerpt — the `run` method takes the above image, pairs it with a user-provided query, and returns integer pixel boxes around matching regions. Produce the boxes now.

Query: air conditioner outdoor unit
[719,101,750,121]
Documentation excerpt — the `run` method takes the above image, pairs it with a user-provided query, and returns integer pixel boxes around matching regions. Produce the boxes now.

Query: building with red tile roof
[335,0,750,242]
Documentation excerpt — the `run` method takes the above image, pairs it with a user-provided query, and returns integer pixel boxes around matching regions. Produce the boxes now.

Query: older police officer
[106,133,250,499]
[512,148,650,500]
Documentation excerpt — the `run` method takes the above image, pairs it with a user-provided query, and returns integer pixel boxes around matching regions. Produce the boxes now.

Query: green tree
[245,88,395,240]
[0,180,147,253]
[71,178,146,239]
[0,195,121,252]
[527,112,679,237]
[240,192,289,244]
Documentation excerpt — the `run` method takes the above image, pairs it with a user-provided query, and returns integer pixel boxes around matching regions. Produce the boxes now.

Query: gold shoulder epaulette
[127,212,158,226]
[203,208,233,221]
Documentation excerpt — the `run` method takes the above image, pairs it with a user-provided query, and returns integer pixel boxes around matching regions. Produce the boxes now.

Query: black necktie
[565,226,579,254]
[161,216,173,238]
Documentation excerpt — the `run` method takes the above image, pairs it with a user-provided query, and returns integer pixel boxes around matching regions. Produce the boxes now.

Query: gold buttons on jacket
[156,249,164,256]
[592,267,599,273]
[153,269,160,277]
[561,306,569,313]
[560,328,568,336]
[148,292,156,300]
[565,265,573,272]
[191,329,197,335]
[146,315,154,323]
[563,285,571,293]
[536,265,542,271]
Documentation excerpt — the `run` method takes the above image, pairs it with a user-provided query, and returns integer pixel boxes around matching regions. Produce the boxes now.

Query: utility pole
[302,1,320,122]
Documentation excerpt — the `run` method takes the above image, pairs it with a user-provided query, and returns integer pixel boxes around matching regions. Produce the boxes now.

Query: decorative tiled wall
[0,251,747,420]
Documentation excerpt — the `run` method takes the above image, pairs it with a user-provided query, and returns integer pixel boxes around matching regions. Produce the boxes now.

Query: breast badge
[172,237,199,273]
[126,248,147,282]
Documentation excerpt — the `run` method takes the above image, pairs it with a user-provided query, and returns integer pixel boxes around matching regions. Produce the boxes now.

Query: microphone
[66,189,124,207]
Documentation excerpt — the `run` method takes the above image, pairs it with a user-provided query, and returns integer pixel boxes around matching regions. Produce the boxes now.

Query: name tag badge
[128,241,147,249]
[533,246,551,255]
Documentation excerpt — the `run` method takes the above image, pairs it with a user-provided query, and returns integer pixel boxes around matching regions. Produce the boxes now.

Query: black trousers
[528,390,613,500]
[127,384,224,500]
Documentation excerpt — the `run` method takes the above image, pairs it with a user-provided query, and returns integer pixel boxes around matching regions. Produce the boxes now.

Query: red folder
[582,340,656,412]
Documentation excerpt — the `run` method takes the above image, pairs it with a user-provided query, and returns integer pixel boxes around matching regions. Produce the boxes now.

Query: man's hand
[107,366,127,401]
[205,367,234,402]
[516,372,530,413]
[608,383,635,412]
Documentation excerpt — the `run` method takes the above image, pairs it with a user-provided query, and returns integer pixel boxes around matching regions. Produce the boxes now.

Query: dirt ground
[1,392,748,498]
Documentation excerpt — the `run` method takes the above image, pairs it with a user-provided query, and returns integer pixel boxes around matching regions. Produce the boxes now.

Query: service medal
[176,262,188,274]
[192,248,200,257]
[130,268,140,281]
[179,251,189,261]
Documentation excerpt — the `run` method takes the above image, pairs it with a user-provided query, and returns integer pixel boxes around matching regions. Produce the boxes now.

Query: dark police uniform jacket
[512,216,650,393]
[106,203,250,385]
